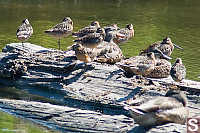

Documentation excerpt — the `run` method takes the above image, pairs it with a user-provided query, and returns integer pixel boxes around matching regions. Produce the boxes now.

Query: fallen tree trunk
[0,43,200,132]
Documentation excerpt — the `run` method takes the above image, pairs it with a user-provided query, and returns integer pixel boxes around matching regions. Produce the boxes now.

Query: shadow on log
[0,43,200,132]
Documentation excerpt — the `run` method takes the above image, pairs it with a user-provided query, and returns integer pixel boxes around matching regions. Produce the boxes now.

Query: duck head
[165,89,187,107]
[112,24,119,30]
[72,43,83,51]
[91,21,100,28]
[161,37,172,44]
[147,52,156,65]
[126,24,134,37]
[147,52,156,60]
[22,18,30,24]
[175,58,183,64]
[63,17,73,25]
[97,28,106,38]
[126,24,133,30]
[162,37,183,50]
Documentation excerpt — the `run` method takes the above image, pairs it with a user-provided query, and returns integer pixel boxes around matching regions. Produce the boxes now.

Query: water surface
[0,0,200,131]
[0,110,59,133]
[0,0,200,81]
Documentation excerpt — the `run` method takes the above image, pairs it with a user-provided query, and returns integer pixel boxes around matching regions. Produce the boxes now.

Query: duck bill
[158,50,172,60]
[153,48,172,60]
[162,54,172,60]
[174,43,183,50]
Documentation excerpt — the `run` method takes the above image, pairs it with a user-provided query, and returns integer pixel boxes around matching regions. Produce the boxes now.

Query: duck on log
[0,42,200,133]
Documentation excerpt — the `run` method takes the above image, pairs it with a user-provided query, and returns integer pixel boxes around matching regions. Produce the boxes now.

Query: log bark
[0,43,200,132]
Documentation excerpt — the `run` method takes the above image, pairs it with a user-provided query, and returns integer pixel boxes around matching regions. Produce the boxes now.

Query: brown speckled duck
[44,17,73,50]
[16,18,33,47]
[95,41,124,64]
[72,43,92,63]
[113,24,134,45]
[103,24,120,42]
[117,52,156,77]
[170,58,186,82]
[72,21,100,38]
[140,37,183,58]
[74,28,105,49]
[117,48,172,77]
[124,89,189,128]
[146,59,172,78]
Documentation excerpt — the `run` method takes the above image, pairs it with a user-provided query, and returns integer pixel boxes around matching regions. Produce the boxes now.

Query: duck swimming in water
[124,89,189,128]
[44,17,73,50]
[16,18,33,48]
[170,58,186,82]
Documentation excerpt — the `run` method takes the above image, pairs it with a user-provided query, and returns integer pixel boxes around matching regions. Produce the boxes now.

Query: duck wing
[16,23,33,36]
[72,26,98,38]
[140,41,161,55]
[45,22,73,33]
[138,97,184,112]
[74,33,103,44]
[157,107,189,124]
[171,63,186,81]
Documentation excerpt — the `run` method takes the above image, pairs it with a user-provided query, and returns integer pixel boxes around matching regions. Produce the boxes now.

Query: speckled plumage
[140,37,183,58]
[16,19,33,43]
[95,41,124,64]
[72,21,100,38]
[113,24,134,45]
[170,58,186,82]
[74,28,105,49]
[125,89,189,128]
[72,44,92,63]
[117,52,156,76]
[146,59,172,78]
[103,24,120,42]
[44,17,73,50]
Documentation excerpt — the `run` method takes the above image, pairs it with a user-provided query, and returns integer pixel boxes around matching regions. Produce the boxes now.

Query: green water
[0,0,200,131]
[0,111,58,133]
[0,86,60,133]
[0,0,200,81]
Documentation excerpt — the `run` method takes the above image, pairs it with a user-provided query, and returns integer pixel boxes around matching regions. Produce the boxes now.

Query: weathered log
[0,43,200,132]
[0,99,134,132]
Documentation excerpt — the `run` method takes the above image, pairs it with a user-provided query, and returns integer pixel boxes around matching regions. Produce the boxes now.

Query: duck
[140,37,183,58]
[117,48,172,77]
[94,41,124,64]
[124,89,189,128]
[170,58,186,82]
[74,28,105,50]
[117,52,156,77]
[103,24,120,42]
[44,17,73,50]
[113,24,134,45]
[16,18,33,47]
[145,58,172,78]
[72,21,100,38]
[72,43,92,63]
